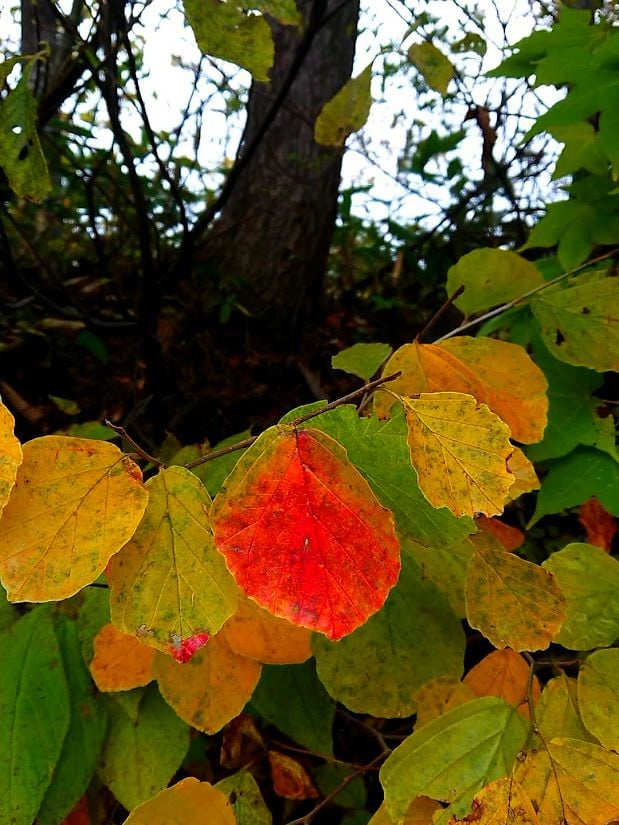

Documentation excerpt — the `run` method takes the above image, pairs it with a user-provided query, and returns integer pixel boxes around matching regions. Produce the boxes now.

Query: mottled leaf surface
[315,65,372,147]
[578,648,619,751]
[216,769,272,825]
[124,778,235,825]
[0,396,22,515]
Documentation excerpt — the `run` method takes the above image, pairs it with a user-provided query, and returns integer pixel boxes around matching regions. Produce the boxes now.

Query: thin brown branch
[105,420,163,467]
[416,284,465,342]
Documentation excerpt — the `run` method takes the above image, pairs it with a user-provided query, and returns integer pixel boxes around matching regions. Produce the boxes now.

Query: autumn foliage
[1,4,619,825]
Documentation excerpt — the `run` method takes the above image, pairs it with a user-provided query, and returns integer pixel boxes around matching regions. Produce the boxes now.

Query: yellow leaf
[314,64,372,148]
[0,397,22,516]
[0,436,148,602]
[401,392,514,518]
[536,673,593,743]
[464,649,541,719]
[408,42,454,95]
[448,778,539,824]
[221,596,312,664]
[154,632,261,734]
[515,739,619,825]
[108,465,238,653]
[466,533,567,651]
[412,676,476,728]
[369,797,442,824]
[124,777,235,825]
[90,623,155,692]
[506,448,540,500]
[374,338,548,444]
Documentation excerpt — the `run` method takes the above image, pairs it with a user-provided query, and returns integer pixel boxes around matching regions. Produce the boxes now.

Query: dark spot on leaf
[230,792,237,804]
[580,306,590,314]
[554,329,565,345]
[18,144,29,161]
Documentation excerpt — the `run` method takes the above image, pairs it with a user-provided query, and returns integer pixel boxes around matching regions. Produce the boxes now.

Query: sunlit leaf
[466,533,566,651]
[447,778,538,825]
[154,632,261,734]
[221,596,312,664]
[216,769,272,825]
[446,248,543,316]
[536,673,593,742]
[380,697,528,820]
[375,338,548,444]
[315,64,372,148]
[269,751,318,800]
[542,542,619,649]
[90,623,155,692]
[408,41,454,95]
[123,778,235,825]
[250,660,335,755]
[184,0,274,82]
[463,649,541,718]
[108,465,237,653]
[506,447,540,500]
[313,560,465,718]
[577,648,619,751]
[531,270,619,372]
[0,396,21,516]
[331,342,393,381]
[0,436,148,602]
[0,608,70,825]
[211,426,401,640]
[411,676,476,728]
[400,392,514,518]
[98,685,189,811]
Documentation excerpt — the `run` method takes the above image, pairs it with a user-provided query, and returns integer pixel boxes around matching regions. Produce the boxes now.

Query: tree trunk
[199,0,360,338]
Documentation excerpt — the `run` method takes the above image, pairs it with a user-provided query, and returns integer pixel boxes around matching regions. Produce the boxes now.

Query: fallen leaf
[90,623,155,692]
[268,752,318,800]
[464,649,541,718]
[400,392,514,518]
[0,437,148,602]
[210,426,401,641]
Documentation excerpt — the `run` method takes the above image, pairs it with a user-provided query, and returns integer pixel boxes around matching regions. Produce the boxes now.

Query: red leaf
[211,426,400,640]
[169,631,210,662]
[578,497,616,553]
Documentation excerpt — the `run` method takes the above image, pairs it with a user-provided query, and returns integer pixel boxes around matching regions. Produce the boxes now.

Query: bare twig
[416,284,465,342]
[104,420,163,467]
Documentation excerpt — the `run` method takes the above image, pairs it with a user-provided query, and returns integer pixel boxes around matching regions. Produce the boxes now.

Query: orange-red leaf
[464,649,541,719]
[578,497,616,552]
[268,751,318,800]
[90,623,155,691]
[210,426,401,641]
[476,517,525,551]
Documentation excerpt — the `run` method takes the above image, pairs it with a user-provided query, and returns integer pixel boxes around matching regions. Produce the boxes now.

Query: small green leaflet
[331,342,392,381]
[408,42,454,95]
[315,64,373,148]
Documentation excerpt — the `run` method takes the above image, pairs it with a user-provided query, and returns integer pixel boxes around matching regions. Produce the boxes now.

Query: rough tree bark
[198,0,360,338]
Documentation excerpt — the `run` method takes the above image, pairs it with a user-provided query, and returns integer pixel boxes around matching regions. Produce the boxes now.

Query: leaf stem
[104,419,163,467]
[416,284,465,342]
[434,248,619,343]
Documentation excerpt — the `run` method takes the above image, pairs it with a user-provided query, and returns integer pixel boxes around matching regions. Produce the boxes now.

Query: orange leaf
[375,338,548,443]
[448,777,539,824]
[268,751,318,800]
[154,632,261,734]
[411,676,476,728]
[123,778,235,825]
[476,517,525,551]
[578,497,616,552]
[0,397,22,516]
[0,437,148,602]
[90,623,155,691]
[464,649,541,719]
[221,596,312,664]
[400,392,514,518]
[210,426,401,641]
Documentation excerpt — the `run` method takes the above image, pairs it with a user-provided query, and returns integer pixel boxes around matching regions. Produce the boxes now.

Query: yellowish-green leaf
[531,270,619,372]
[578,648,619,751]
[154,632,261,734]
[536,673,594,743]
[447,778,539,825]
[446,249,543,316]
[216,769,272,825]
[406,535,474,618]
[124,778,235,825]
[466,533,566,651]
[0,396,21,516]
[184,0,274,82]
[380,696,528,820]
[314,64,372,148]
[401,392,514,518]
[0,436,148,602]
[108,466,238,653]
[250,1,301,26]
[542,542,619,649]
[408,41,454,95]
[331,342,392,381]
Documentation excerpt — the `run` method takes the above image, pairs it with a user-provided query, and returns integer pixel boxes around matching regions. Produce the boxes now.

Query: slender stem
[416,284,465,342]
[104,420,163,467]
[183,436,259,470]
[434,248,619,343]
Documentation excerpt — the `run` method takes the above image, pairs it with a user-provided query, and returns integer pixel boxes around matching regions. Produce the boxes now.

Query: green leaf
[98,685,189,811]
[405,535,474,618]
[379,697,528,820]
[313,560,464,717]
[530,448,619,525]
[543,543,619,650]
[250,660,335,756]
[314,763,367,810]
[0,63,51,201]
[446,248,543,316]
[184,0,274,82]
[552,123,609,179]
[37,616,108,825]
[216,769,272,825]
[315,64,373,148]
[331,342,393,381]
[76,586,111,665]
[578,648,619,751]
[249,1,301,26]
[309,405,474,550]
[408,42,454,95]
[530,270,619,372]
[0,588,18,632]
[0,607,71,825]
